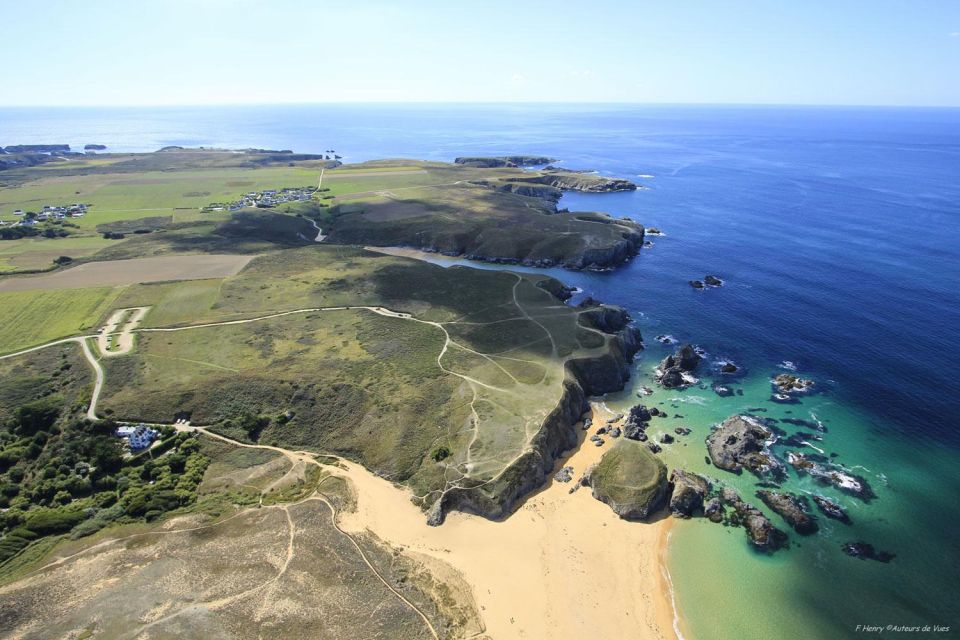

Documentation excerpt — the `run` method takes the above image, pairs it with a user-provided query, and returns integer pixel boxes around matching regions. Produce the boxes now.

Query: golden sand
[335,403,678,640]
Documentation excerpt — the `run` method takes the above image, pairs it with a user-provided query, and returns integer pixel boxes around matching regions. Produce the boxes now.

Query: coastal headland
[0,148,677,639]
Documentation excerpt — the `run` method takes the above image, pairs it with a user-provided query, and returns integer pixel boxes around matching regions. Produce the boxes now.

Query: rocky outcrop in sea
[706,415,784,479]
[717,487,789,552]
[656,343,701,388]
[756,490,819,535]
[786,452,875,501]
[669,470,711,517]
[813,495,852,524]
[622,404,653,441]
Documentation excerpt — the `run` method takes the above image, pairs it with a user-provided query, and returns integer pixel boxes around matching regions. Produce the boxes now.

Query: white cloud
[951,31,960,38]
[511,73,528,85]
[570,69,594,78]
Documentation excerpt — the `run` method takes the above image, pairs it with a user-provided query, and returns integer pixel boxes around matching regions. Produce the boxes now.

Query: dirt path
[0,335,103,421]
[165,423,441,639]
[171,419,674,640]
[0,302,676,640]
[309,217,326,242]
[97,306,150,357]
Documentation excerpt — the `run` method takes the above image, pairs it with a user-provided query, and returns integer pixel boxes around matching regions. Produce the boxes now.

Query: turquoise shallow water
[2,104,958,638]
[604,354,960,640]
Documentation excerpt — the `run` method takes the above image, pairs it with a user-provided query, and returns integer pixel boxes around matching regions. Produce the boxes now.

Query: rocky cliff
[426,299,643,525]
[507,169,637,193]
[454,155,556,168]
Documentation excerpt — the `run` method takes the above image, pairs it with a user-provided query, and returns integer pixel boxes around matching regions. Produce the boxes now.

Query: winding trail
[19,417,442,640]
[0,298,676,640]
[0,336,103,421]
[1,282,571,495]
[167,423,441,640]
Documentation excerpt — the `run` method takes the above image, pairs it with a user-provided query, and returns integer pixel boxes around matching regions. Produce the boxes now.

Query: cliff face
[427,378,587,525]
[454,155,556,168]
[508,170,637,193]
[427,303,643,525]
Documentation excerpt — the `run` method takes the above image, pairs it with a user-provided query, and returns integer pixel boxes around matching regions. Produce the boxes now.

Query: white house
[116,424,159,450]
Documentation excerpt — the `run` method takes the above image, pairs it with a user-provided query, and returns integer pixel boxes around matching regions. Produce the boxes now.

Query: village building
[116,424,159,450]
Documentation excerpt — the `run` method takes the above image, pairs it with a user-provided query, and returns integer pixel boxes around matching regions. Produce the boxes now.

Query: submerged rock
[674,426,692,436]
[787,452,875,502]
[842,541,895,563]
[813,495,852,524]
[689,279,705,289]
[588,443,669,521]
[756,490,819,535]
[669,470,711,517]
[704,274,724,287]
[713,384,734,397]
[706,415,784,478]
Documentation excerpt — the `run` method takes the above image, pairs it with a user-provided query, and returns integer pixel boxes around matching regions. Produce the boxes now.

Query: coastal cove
[1,104,959,639]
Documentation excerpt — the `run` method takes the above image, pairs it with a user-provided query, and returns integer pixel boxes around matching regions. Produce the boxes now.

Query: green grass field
[0,151,639,516]
[0,287,122,353]
[1,152,641,274]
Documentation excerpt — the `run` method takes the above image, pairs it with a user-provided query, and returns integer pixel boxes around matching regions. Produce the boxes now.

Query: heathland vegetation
[0,147,646,637]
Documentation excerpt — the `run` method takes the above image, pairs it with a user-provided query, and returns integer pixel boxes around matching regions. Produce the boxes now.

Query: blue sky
[3,0,959,106]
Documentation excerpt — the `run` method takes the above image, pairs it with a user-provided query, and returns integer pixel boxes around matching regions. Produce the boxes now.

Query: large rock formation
[668,470,711,517]
[706,415,783,478]
[756,490,819,535]
[566,301,643,395]
[587,442,670,521]
[622,404,652,441]
[719,488,789,552]
[656,344,701,388]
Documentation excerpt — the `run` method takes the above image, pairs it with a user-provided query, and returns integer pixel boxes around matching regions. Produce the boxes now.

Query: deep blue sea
[2,104,959,638]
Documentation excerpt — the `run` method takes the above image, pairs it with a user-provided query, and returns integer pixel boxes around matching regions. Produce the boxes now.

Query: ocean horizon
[2,103,958,638]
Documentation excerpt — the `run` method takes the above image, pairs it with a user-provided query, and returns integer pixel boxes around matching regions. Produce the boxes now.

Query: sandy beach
[335,403,679,640]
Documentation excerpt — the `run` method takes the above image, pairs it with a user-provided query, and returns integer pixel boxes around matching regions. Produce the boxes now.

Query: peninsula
[0,148,673,639]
